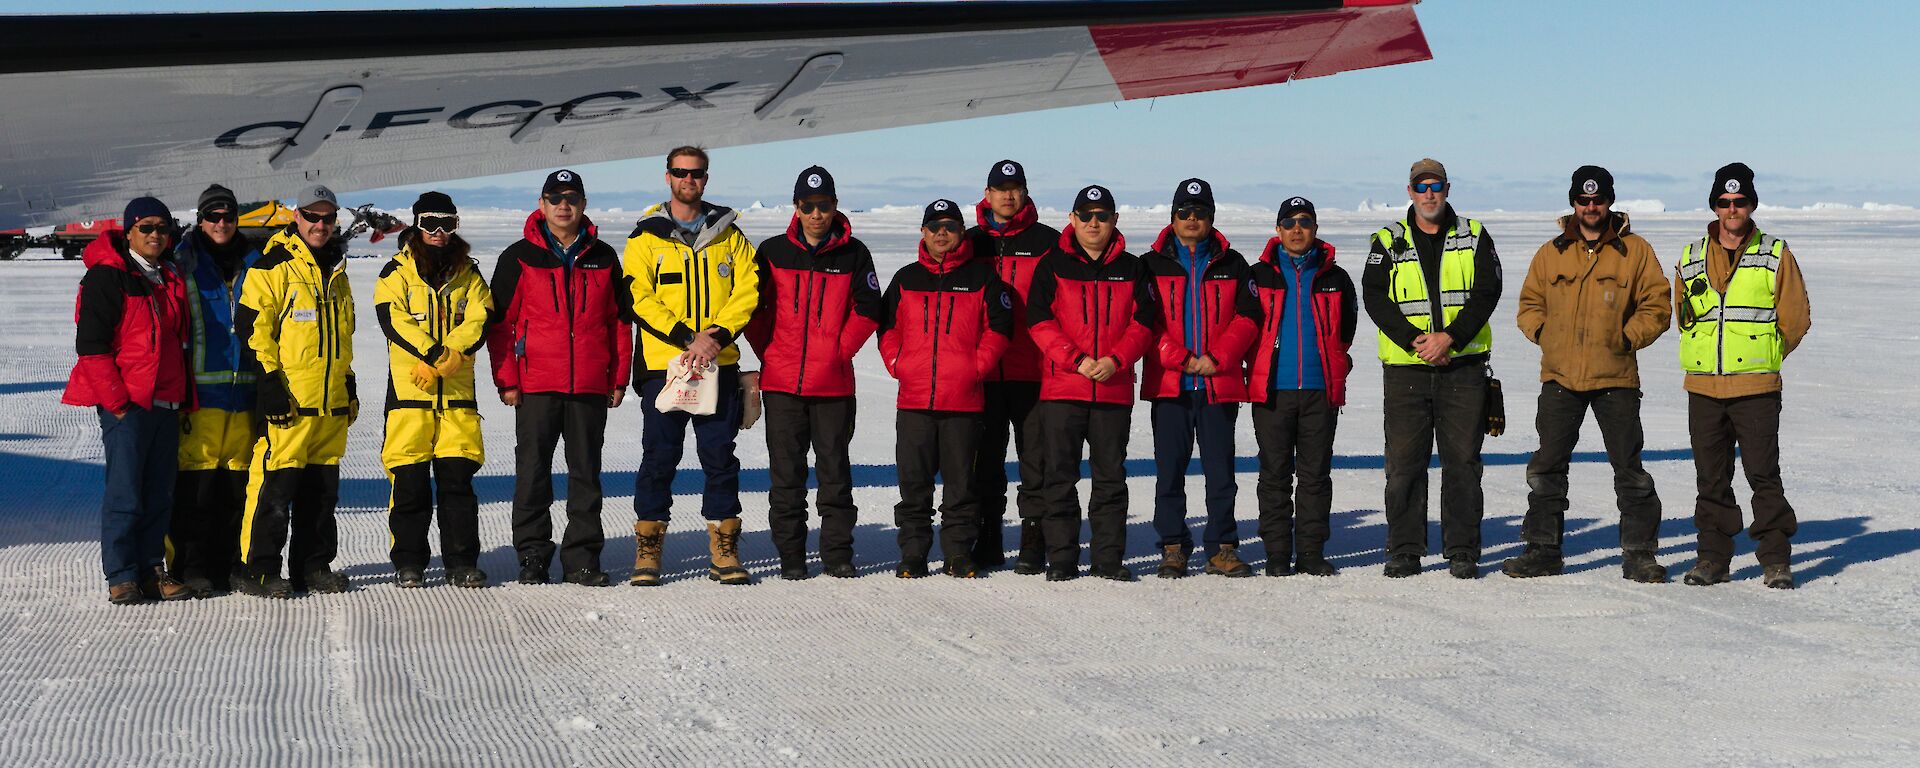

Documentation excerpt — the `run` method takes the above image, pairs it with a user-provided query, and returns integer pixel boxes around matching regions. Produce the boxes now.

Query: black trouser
[511,394,608,573]
[975,380,1045,533]
[1252,390,1339,561]
[1036,400,1132,569]
[764,392,857,565]
[1689,392,1797,566]
[243,465,340,580]
[1522,382,1661,552]
[1382,363,1487,559]
[1150,393,1239,549]
[388,457,482,571]
[894,409,981,561]
[172,468,248,581]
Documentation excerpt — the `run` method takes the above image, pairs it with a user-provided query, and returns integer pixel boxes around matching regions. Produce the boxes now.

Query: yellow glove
[410,360,439,391]
[433,349,471,378]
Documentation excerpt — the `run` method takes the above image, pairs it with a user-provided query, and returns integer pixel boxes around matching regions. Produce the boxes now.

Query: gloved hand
[258,371,297,426]
[739,370,762,430]
[432,348,470,378]
[410,359,439,391]
[346,374,360,425]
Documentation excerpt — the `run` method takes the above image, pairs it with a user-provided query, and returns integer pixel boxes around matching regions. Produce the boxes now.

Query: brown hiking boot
[1155,544,1189,579]
[138,566,193,601]
[1682,559,1731,586]
[107,581,143,605]
[707,518,752,585]
[1203,545,1254,578]
[630,520,668,587]
[1763,563,1796,590]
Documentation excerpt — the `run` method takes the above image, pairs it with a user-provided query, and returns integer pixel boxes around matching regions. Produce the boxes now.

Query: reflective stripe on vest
[183,269,257,388]
[1374,217,1492,365]
[1677,231,1784,375]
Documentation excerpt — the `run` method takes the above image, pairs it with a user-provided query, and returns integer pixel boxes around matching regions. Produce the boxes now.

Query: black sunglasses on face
[1075,209,1115,223]
[1277,217,1316,231]
[299,209,337,224]
[417,214,459,235]
[796,201,835,215]
[1574,196,1608,207]
[1712,196,1752,209]
[1173,206,1212,221]
[133,223,171,235]
[200,210,236,224]
[923,220,963,234]
[543,193,584,207]
[668,167,709,180]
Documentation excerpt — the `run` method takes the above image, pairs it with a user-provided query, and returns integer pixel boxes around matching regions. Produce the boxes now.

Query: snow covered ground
[1,204,1915,766]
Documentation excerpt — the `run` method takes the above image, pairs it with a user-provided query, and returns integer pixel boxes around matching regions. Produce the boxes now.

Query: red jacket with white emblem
[1247,238,1357,407]
[484,211,635,396]
[1026,226,1158,404]
[744,213,883,397]
[878,238,1014,412]
[1140,227,1262,403]
[965,200,1059,383]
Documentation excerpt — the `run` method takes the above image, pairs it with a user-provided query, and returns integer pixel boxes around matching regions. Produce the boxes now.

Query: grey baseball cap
[297,184,340,210]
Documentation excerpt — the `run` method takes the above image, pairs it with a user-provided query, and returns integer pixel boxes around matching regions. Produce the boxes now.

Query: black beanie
[197,184,238,216]
[794,165,836,201]
[1569,165,1615,205]
[1710,162,1757,206]
[412,191,457,221]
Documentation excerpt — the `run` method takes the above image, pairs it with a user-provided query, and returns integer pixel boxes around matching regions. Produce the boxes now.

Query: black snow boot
[1089,562,1136,582]
[234,572,293,599]
[517,556,550,585]
[779,555,811,581]
[563,569,611,587]
[448,567,487,589]
[1383,554,1420,578]
[972,521,1006,569]
[304,569,351,594]
[1014,521,1047,575]
[1294,552,1338,577]
[394,567,426,589]
[1621,550,1669,584]
[944,554,978,579]
[1501,545,1564,579]
[896,557,930,579]
[1448,555,1479,580]
[1045,563,1079,582]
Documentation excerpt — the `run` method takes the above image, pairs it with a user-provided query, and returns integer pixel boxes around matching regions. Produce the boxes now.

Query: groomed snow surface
[1,206,1915,766]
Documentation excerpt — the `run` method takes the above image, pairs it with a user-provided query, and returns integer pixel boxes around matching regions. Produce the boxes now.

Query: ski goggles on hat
[299,208,338,224]
[796,201,836,215]
[417,214,459,236]
[1412,181,1446,194]
[923,220,963,234]
[1712,196,1752,209]
[667,167,709,180]
[543,193,584,207]
[1277,216,1316,231]
[1173,206,1213,221]
[133,222,172,235]
[1073,209,1115,223]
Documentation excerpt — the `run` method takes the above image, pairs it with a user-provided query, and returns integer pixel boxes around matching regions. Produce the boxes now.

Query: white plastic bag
[655,356,718,416]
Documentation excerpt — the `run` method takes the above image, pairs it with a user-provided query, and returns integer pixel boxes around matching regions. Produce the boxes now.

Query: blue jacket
[174,231,262,411]
[1172,238,1211,392]
[1271,246,1327,391]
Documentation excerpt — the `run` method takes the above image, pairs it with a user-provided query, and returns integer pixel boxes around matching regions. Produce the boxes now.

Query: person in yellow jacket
[234,185,358,598]
[374,192,493,589]
[621,146,762,586]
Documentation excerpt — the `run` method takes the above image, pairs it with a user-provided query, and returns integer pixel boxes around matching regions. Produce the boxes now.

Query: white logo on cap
[1187,182,1203,195]
[1725,179,1740,193]
[807,173,823,188]
[1582,179,1599,195]
[1000,292,1013,309]
[1086,188,1103,201]
[1289,197,1305,207]
[557,171,572,182]
[933,201,950,211]
[1002,163,1018,177]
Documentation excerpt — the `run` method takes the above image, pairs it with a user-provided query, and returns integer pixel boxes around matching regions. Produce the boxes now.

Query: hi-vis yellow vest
[1677,231,1784,375]
[1374,217,1492,365]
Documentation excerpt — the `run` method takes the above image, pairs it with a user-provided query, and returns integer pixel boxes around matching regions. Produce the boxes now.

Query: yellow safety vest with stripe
[1374,217,1492,365]
[1677,231,1784,374]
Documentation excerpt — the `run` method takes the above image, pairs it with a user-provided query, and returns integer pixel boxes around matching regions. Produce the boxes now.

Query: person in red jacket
[1246,197,1357,577]
[1027,185,1158,582]
[878,199,1014,578]
[62,197,194,604]
[963,159,1060,573]
[485,170,635,587]
[744,166,883,579]
[1140,179,1262,579]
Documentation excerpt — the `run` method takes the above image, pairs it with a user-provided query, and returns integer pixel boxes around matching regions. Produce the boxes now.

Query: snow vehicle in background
[0,229,36,261]
[48,219,118,259]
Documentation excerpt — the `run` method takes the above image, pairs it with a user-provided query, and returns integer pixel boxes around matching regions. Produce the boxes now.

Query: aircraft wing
[0,1,1429,227]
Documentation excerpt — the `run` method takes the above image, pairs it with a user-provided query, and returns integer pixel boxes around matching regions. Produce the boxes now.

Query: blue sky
[12,1,1917,212]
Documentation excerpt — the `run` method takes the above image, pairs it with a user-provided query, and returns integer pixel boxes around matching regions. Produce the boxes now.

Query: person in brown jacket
[1504,166,1672,582]
[1673,163,1811,589]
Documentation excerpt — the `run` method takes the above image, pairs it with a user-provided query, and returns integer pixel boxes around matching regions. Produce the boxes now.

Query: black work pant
[511,394,608,573]
[1382,364,1487,559]
[1689,392,1797,566]
[975,380,1045,530]
[894,409,980,561]
[172,468,248,582]
[1252,390,1339,561]
[388,457,482,571]
[1150,393,1239,549]
[1036,400,1132,569]
[764,392,858,565]
[243,464,340,580]
[1522,383,1661,552]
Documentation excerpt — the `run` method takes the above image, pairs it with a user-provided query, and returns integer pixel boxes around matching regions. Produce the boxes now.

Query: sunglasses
[133,223,172,235]
[200,210,237,224]
[543,193,584,207]
[923,220,963,234]
[417,214,459,236]
[1412,181,1446,194]
[668,167,709,180]
[796,201,835,215]
[1712,196,1753,210]
[1074,209,1115,223]
[1574,195,1607,207]
[299,209,338,224]
[1277,217,1316,231]
[1173,206,1212,221]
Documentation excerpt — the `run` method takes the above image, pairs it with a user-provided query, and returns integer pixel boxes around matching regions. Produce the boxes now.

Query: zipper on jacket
[928,274,944,410]
[795,269,815,392]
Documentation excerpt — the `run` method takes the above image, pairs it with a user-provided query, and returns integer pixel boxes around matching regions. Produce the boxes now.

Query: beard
[672,186,702,206]
[1416,202,1448,224]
